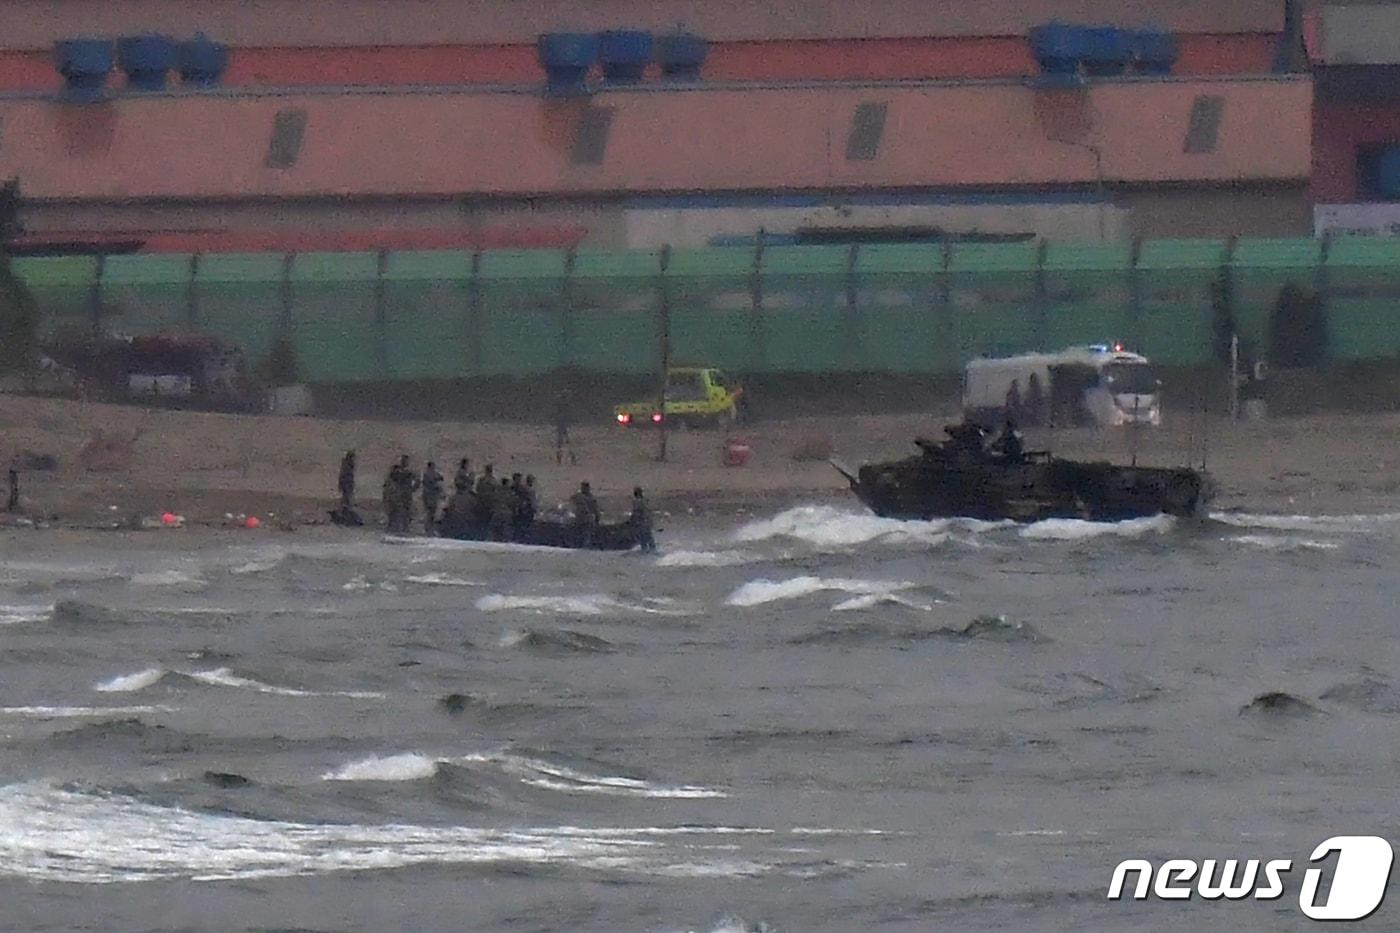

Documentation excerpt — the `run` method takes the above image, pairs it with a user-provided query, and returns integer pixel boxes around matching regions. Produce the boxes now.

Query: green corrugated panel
[1136,239,1227,270]
[11,256,99,287]
[855,244,944,276]
[760,245,850,276]
[1325,236,1400,268]
[102,254,194,285]
[195,253,286,284]
[290,252,379,282]
[383,251,473,282]
[664,247,756,278]
[477,250,568,280]
[948,241,1038,273]
[1231,238,1322,269]
[1041,243,1131,272]
[573,249,661,279]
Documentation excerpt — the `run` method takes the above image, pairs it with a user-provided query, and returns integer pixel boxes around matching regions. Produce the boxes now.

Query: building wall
[0,78,1314,203]
[1118,186,1314,238]
[2,0,1284,50]
[0,33,1283,92]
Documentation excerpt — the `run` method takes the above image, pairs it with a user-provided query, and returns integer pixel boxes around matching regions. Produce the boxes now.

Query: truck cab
[614,367,743,429]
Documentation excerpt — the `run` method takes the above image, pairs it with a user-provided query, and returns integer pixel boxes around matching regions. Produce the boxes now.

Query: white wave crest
[1231,534,1342,553]
[734,505,992,549]
[93,668,167,693]
[831,593,934,612]
[1019,514,1176,541]
[322,753,439,782]
[0,605,52,625]
[726,576,914,608]
[342,576,399,593]
[319,749,725,799]
[0,705,177,718]
[130,570,206,587]
[656,549,754,568]
[476,594,613,615]
[404,573,483,588]
[0,784,832,883]
[185,668,385,700]
[1212,511,1400,534]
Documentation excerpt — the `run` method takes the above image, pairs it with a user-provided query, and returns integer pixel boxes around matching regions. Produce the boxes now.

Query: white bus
[963,344,1161,428]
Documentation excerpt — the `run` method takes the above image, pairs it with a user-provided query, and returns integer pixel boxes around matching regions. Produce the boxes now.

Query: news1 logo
[1108,836,1395,921]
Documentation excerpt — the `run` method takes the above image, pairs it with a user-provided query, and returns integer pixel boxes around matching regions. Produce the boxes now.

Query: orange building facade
[0,0,1311,252]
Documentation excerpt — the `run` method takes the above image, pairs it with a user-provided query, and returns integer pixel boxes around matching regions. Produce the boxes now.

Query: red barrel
[723,436,751,467]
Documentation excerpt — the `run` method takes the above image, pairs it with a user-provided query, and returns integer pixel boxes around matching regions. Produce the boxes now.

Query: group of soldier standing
[335,449,655,550]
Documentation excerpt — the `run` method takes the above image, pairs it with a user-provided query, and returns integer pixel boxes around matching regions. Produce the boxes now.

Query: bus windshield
[1102,363,1158,395]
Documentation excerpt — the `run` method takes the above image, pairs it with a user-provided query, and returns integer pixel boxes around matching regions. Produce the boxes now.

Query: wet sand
[0,394,1396,528]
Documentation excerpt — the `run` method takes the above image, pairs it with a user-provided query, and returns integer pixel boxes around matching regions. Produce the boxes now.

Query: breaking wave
[130,569,206,588]
[1240,691,1322,718]
[0,604,53,625]
[1230,534,1342,553]
[1212,511,1400,534]
[476,593,687,616]
[404,573,483,588]
[656,549,756,569]
[498,628,615,654]
[90,666,384,699]
[0,705,177,719]
[831,593,935,612]
[725,576,916,609]
[1019,515,1176,541]
[733,505,998,549]
[321,750,726,799]
[0,783,863,883]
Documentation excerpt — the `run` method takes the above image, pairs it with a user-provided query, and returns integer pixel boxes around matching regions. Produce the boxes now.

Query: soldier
[474,464,497,522]
[554,391,578,466]
[629,486,655,552]
[490,477,515,541]
[991,418,1026,464]
[522,474,540,524]
[337,450,356,510]
[569,481,600,548]
[421,460,444,534]
[382,459,400,531]
[453,457,473,495]
[393,454,418,533]
[509,472,530,536]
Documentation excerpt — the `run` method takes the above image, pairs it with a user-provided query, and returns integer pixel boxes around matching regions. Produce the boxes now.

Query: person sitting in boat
[991,418,1026,464]
[570,481,600,548]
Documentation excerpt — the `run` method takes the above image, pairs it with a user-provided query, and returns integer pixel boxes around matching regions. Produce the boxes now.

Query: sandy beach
[0,393,1397,528]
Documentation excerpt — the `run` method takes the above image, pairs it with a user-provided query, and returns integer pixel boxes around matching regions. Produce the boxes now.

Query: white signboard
[1314,203,1400,237]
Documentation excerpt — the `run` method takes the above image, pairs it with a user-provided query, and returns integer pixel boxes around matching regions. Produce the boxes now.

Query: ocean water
[0,504,1398,931]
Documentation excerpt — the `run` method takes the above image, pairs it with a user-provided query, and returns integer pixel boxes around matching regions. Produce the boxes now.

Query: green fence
[12,237,1400,382]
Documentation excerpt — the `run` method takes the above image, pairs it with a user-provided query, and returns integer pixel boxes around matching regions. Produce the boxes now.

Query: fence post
[375,248,389,379]
[1033,239,1048,353]
[657,244,672,463]
[845,243,862,371]
[467,250,483,373]
[186,253,200,326]
[1316,231,1332,364]
[279,252,295,331]
[89,254,105,337]
[938,238,953,375]
[749,235,766,373]
[561,248,576,372]
[1128,236,1143,352]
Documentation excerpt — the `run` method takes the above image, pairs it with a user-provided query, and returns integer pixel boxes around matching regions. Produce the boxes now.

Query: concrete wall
[1118,186,1314,238]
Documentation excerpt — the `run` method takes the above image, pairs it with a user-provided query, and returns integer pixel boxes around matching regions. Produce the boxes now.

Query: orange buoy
[161,512,178,525]
[244,516,261,529]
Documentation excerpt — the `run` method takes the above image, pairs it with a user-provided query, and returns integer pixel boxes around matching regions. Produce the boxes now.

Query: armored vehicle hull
[838,438,1214,523]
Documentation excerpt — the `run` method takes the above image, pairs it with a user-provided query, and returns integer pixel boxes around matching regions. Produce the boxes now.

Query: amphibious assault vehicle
[834,424,1214,523]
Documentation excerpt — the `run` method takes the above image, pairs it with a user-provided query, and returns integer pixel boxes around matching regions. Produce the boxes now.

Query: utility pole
[1229,332,1240,421]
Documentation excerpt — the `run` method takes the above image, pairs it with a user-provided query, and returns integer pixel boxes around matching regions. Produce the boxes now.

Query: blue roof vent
[117,34,177,90]
[656,32,708,81]
[537,33,599,97]
[1130,29,1178,76]
[53,38,113,101]
[1080,27,1131,77]
[1029,22,1087,77]
[179,34,229,87]
[598,30,652,85]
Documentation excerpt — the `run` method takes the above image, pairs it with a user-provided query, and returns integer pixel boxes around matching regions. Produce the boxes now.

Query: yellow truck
[613,367,744,429]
